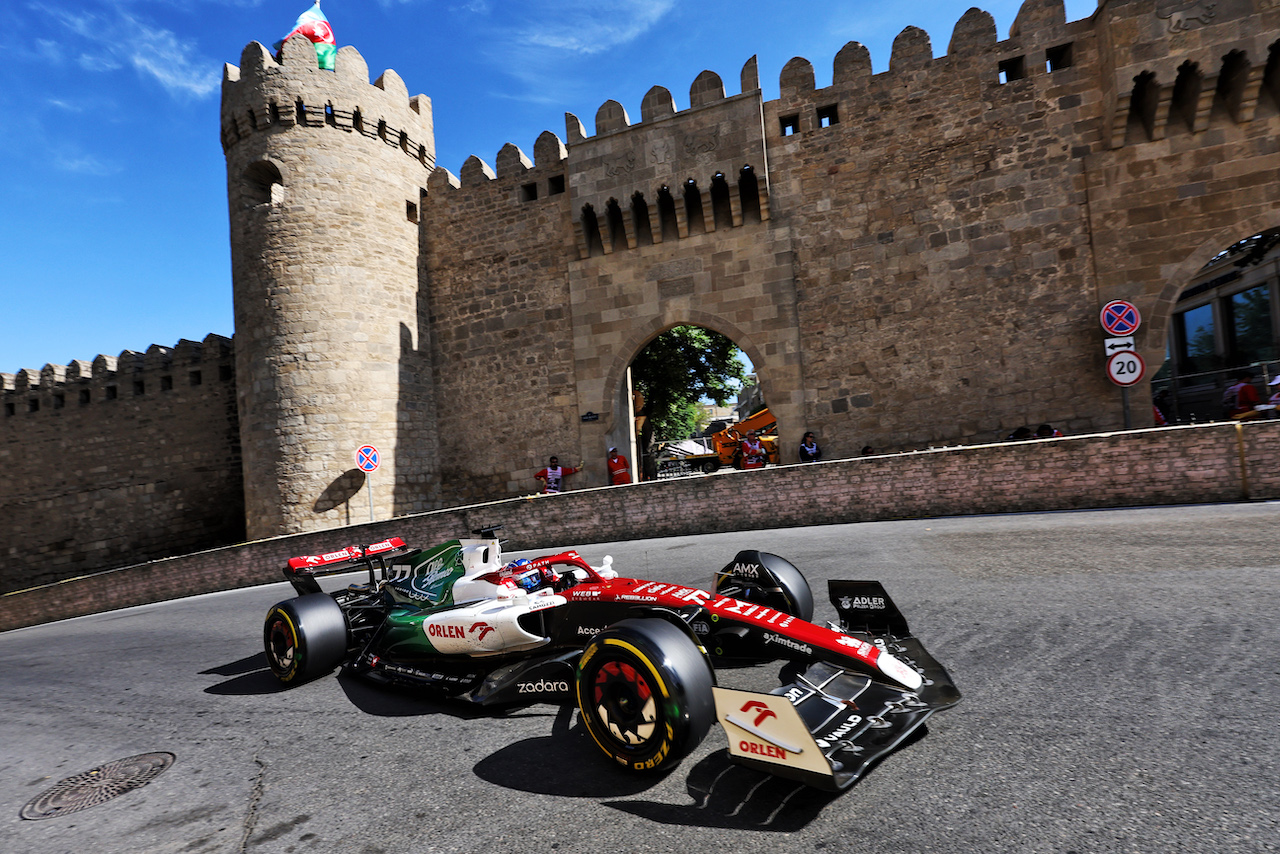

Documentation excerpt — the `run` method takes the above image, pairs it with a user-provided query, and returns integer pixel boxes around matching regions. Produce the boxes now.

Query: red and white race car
[263,527,961,791]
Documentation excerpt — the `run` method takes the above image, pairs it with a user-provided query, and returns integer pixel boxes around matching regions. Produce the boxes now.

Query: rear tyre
[576,619,714,772]
[263,593,349,684]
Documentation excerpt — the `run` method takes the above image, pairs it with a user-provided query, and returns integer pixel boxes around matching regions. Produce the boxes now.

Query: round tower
[221,36,435,538]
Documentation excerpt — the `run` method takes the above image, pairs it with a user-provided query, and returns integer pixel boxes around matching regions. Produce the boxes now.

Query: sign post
[356,444,380,523]
[1099,301,1144,428]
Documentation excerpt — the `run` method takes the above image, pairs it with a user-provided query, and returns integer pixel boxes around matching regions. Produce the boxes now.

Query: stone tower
[220,36,436,538]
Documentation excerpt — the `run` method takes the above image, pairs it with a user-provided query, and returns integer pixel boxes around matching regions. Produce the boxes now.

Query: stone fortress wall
[3,0,1280,593]
[0,336,242,591]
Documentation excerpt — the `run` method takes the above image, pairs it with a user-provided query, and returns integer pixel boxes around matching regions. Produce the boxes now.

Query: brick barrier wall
[4,421,1276,632]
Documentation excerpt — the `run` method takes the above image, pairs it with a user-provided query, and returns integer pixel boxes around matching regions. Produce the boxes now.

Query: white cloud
[513,0,675,55]
[53,151,120,175]
[32,2,219,99]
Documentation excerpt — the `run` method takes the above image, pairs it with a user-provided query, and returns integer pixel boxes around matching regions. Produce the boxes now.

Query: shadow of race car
[263,527,960,791]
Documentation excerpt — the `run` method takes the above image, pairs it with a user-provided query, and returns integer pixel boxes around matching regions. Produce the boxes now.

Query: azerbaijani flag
[274,2,336,70]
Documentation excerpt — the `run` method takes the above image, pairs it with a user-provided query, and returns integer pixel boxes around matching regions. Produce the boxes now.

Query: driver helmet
[506,559,542,591]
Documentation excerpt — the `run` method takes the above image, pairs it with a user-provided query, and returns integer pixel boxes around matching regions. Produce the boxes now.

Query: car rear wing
[283,537,417,595]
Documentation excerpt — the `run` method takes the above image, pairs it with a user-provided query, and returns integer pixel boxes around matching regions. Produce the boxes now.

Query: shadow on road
[200,651,285,695]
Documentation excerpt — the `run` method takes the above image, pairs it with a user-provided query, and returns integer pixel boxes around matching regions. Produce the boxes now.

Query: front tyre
[576,619,715,773]
[263,593,349,684]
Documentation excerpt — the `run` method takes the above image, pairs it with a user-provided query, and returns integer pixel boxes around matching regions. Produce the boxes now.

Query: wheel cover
[592,660,657,746]
[267,614,297,671]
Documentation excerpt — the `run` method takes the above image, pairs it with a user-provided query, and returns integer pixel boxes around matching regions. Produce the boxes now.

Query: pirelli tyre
[576,618,715,773]
[263,594,349,684]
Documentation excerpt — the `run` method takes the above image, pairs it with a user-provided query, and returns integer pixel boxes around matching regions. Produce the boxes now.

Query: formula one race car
[263,527,960,791]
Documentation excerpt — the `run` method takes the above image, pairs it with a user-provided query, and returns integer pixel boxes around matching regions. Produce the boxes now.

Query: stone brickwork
[221,38,437,539]
[5,1,1280,581]
[3,420,1276,631]
[0,336,242,593]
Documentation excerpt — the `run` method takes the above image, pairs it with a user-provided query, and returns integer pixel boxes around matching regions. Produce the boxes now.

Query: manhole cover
[20,752,176,820]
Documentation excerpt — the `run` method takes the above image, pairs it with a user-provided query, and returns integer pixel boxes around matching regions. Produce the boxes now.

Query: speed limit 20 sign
[1106,350,1146,387]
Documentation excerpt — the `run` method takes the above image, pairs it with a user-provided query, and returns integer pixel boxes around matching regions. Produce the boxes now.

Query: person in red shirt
[535,456,582,494]
[606,447,631,485]
[739,431,768,469]
[1227,371,1261,419]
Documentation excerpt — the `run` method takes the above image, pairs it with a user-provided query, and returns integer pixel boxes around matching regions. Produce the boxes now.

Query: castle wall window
[243,161,283,207]
[219,365,233,382]
[133,380,145,396]
[1046,43,1073,72]
[161,375,173,392]
[521,182,538,202]
[780,114,799,136]
[295,99,307,125]
[79,389,91,405]
[605,198,627,252]
[999,56,1027,83]
[548,175,566,195]
[406,200,419,223]
[581,204,605,257]
[4,402,13,417]
[105,386,118,400]
[710,173,733,230]
[631,192,654,247]
[189,370,202,387]
[656,187,679,241]
[1170,62,1202,134]
[739,166,762,224]
[817,105,839,127]
[1217,50,1250,122]
[325,103,337,127]
[684,180,707,236]
[353,108,365,134]
[53,393,64,409]
[1127,71,1160,143]
[1266,43,1280,110]
[28,398,39,413]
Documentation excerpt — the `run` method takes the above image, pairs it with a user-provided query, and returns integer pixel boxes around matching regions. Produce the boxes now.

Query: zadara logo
[517,679,570,694]
[740,700,777,728]
[469,622,495,641]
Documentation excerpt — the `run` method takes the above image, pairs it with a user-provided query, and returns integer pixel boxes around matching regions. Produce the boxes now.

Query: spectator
[535,456,582,494]
[1225,371,1261,420]
[740,431,768,469]
[861,445,875,456]
[606,447,631,485]
[798,432,822,463]
[1034,423,1063,438]
[1007,426,1033,441]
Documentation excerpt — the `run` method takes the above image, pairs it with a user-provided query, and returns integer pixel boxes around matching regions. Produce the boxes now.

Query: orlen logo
[741,700,777,728]
[469,622,495,641]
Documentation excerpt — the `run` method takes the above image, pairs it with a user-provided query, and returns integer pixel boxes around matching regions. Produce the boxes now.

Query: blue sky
[0,0,1097,375]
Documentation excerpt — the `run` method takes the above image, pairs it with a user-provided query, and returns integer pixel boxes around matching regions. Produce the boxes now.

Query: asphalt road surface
[3,503,1278,854]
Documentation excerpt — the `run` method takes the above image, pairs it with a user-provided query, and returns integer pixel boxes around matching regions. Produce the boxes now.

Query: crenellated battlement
[1,334,234,416]
[220,36,435,169]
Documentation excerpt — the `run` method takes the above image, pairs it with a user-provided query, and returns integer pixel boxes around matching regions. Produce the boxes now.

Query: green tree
[631,326,747,441]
